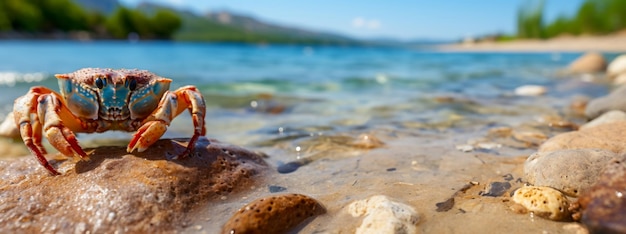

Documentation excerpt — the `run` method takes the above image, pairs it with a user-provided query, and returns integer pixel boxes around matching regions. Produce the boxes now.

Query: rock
[0,138,268,233]
[538,120,626,154]
[613,73,626,85]
[524,149,618,197]
[585,85,626,119]
[348,195,420,234]
[480,181,512,197]
[568,52,607,73]
[607,54,626,78]
[514,85,547,96]
[222,193,325,234]
[511,186,572,221]
[580,110,626,130]
[512,130,548,147]
[577,155,626,234]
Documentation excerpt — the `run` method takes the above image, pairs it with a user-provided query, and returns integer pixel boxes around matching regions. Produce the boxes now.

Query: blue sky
[119,0,585,40]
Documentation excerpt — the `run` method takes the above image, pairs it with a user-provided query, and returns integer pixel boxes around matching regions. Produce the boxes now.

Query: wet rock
[525,149,618,197]
[607,54,626,78]
[585,85,626,119]
[511,186,572,221]
[568,52,607,73]
[613,73,626,85]
[480,181,512,197]
[514,85,547,96]
[0,138,268,233]
[577,155,626,234]
[539,120,626,153]
[580,110,626,130]
[222,193,325,234]
[512,130,548,147]
[348,195,420,234]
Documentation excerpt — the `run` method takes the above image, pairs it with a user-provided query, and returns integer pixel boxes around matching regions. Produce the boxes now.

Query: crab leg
[127,86,206,158]
[14,87,89,175]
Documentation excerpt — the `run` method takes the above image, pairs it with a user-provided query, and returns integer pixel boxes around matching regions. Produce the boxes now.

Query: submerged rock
[585,85,626,119]
[514,85,547,96]
[525,149,618,197]
[0,138,268,233]
[511,186,571,221]
[568,52,606,73]
[348,195,420,234]
[538,120,626,154]
[222,193,325,234]
[577,155,626,234]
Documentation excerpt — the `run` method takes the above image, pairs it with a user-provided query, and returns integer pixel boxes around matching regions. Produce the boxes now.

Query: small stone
[512,186,572,221]
[577,155,626,234]
[607,54,626,78]
[455,144,474,152]
[349,195,420,234]
[514,85,547,96]
[580,110,626,130]
[268,185,287,193]
[512,130,548,147]
[525,149,618,197]
[568,52,607,73]
[221,193,325,234]
[481,181,512,197]
[585,85,626,119]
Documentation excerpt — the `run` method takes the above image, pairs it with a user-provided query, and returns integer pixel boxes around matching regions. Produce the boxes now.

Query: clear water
[0,41,610,149]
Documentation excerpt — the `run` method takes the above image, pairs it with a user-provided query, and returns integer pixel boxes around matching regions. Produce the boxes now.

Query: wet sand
[437,34,626,53]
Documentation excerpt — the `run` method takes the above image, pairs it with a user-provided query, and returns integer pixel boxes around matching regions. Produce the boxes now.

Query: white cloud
[351,17,382,30]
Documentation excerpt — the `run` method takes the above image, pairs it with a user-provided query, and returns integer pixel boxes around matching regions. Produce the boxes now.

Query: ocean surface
[0,40,617,232]
[0,41,611,152]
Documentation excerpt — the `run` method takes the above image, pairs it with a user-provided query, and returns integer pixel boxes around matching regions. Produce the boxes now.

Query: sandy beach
[438,34,626,53]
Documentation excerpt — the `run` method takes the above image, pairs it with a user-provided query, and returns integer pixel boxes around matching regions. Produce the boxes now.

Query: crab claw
[127,120,168,153]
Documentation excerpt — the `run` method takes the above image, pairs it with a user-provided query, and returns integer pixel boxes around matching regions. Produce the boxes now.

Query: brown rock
[568,52,607,73]
[538,120,626,154]
[222,193,325,234]
[577,155,626,234]
[0,138,268,233]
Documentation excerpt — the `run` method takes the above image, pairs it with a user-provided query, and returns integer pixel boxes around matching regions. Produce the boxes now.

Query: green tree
[151,9,181,39]
[3,0,43,32]
[516,0,545,38]
[0,3,11,31]
[38,0,89,31]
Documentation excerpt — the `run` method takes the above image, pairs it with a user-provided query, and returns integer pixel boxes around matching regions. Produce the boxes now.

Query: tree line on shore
[517,0,626,39]
[0,0,181,39]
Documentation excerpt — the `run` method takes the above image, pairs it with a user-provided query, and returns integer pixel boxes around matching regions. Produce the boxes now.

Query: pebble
[222,193,325,234]
[567,52,607,73]
[524,149,618,197]
[585,84,626,119]
[576,155,626,234]
[349,195,420,234]
[511,186,572,221]
[607,54,626,78]
[480,181,511,197]
[514,85,547,96]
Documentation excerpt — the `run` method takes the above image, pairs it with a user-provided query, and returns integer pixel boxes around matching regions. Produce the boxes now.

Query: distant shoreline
[435,34,626,53]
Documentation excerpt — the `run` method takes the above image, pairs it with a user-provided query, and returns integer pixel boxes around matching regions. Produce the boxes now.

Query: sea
[0,40,616,232]
[0,40,613,153]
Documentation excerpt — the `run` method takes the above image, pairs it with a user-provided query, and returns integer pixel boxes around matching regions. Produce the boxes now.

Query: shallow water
[0,41,613,232]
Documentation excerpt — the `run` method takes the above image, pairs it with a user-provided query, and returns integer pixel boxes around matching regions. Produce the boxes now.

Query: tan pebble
[512,186,571,221]
[348,195,420,234]
[512,131,547,147]
[221,193,325,234]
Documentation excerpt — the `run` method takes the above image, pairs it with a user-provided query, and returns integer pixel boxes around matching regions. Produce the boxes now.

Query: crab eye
[129,79,137,91]
[95,77,105,89]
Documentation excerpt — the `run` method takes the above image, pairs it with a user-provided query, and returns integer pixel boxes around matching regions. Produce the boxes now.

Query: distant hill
[136,3,361,45]
[175,10,361,45]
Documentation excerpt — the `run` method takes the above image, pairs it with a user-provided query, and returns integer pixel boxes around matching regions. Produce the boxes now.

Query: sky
[119,0,586,41]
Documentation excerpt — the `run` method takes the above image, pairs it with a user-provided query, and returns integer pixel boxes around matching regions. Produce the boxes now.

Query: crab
[10,68,206,175]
